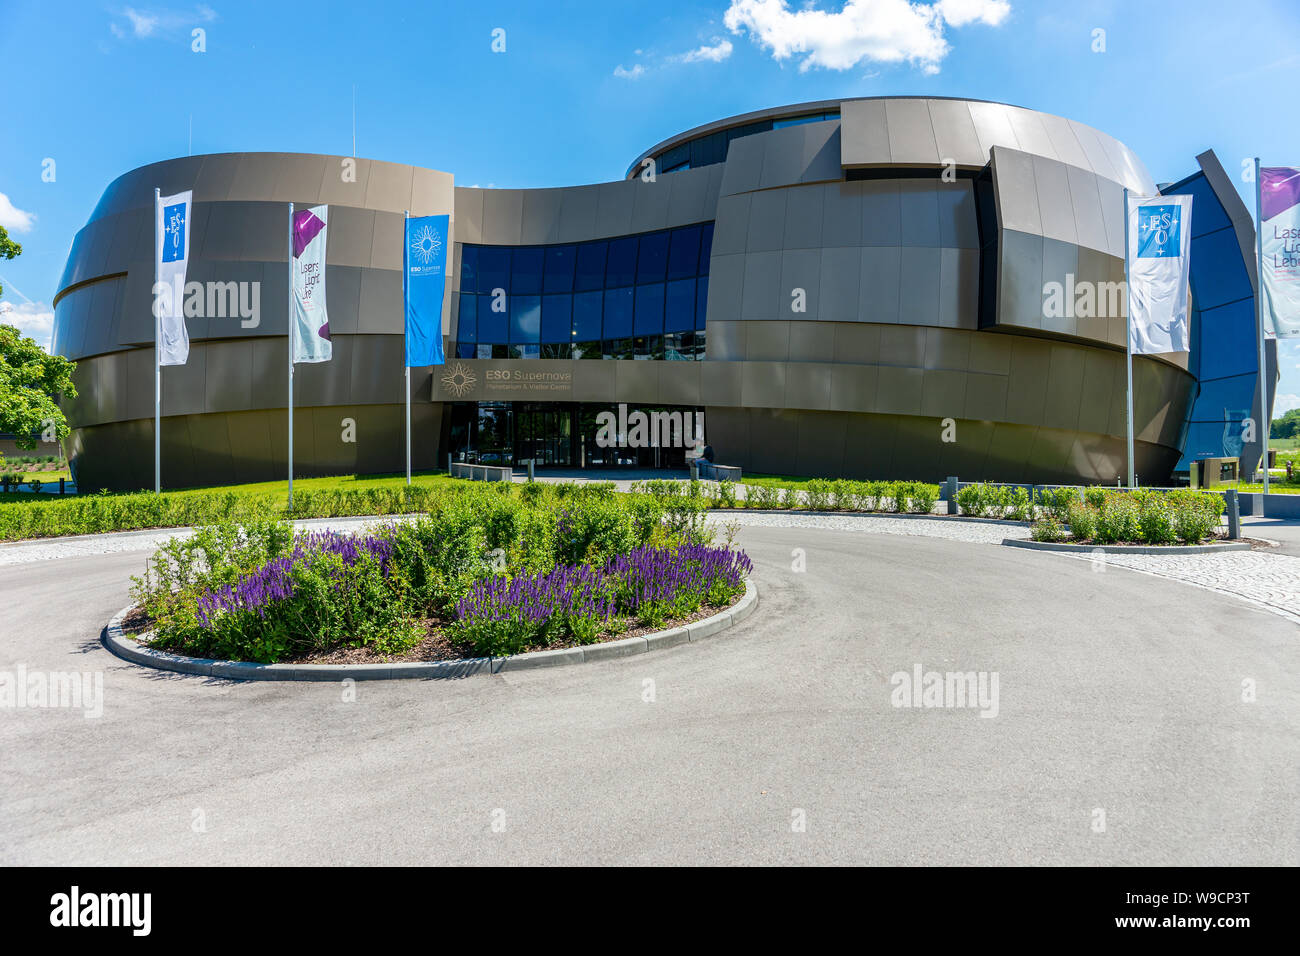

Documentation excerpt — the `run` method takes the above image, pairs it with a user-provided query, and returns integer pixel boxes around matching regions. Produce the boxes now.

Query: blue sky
[3,0,1299,409]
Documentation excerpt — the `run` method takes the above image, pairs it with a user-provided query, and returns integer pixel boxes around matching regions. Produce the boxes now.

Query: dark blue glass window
[459,225,713,360]
[667,226,701,281]
[665,278,695,333]
[634,284,665,335]
[460,245,479,293]
[458,293,477,342]
[544,245,575,293]
[478,247,511,295]
[573,291,603,341]
[603,287,634,338]
[478,295,507,344]
[575,242,607,292]
[605,237,638,288]
[511,247,544,294]
[541,294,572,343]
[636,232,669,284]
[509,295,541,344]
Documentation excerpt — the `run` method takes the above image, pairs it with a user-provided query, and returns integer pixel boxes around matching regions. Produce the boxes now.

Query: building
[53,96,1274,490]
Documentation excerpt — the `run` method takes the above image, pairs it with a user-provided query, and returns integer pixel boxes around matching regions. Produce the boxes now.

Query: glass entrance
[515,404,572,466]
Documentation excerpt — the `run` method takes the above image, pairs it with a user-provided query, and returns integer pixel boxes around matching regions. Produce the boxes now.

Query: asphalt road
[1,524,1296,865]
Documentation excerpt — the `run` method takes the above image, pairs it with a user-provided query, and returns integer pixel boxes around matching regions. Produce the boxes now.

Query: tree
[0,324,77,450]
[0,224,19,298]
[1271,408,1300,440]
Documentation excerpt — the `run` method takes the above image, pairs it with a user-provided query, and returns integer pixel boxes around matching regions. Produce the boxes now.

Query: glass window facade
[456,223,713,361]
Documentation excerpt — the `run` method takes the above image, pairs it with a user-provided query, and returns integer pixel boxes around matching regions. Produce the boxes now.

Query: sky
[3,0,1300,411]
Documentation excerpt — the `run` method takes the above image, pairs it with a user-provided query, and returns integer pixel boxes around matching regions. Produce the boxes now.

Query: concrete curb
[101,579,757,682]
[1001,538,1251,556]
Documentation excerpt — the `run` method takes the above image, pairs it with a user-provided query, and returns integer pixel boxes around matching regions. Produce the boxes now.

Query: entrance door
[515,404,571,467]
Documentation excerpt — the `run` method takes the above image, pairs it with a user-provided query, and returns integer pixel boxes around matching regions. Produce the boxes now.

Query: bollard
[1224,489,1240,540]
[59,477,65,496]
[689,460,699,481]
[946,476,959,515]
[526,459,535,482]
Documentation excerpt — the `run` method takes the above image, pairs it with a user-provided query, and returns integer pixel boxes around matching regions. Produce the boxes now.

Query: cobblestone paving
[1073,548,1300,625]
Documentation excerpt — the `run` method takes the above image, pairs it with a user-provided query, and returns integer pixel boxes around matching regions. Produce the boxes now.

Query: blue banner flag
[404,214,449,366]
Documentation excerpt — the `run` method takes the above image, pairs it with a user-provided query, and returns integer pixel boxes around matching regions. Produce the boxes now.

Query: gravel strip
[717,511,1031,545]
[0,514,417,567]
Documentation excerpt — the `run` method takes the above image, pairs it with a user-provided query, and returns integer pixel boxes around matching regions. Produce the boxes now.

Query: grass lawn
[1238,482,1300,495]
[0,469,457,507]
[737,472,820,488]
[4,468,73,483]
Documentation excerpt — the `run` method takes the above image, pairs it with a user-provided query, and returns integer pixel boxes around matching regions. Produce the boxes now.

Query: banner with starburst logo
[404,214,449,366]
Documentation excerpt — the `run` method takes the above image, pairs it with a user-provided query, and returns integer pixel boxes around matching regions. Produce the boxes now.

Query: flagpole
[154,187,161,494]
[1255,158,1270,494]
[1123,187,1136,488]
[404,209,411,487]
[287,202,295,510]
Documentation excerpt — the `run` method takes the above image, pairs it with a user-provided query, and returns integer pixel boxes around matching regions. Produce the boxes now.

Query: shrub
[805,479,833,511]
[743,483,781,510]
[715,479,738,509]
[1134,490,1176,545]
[1065,502,1097,542]
[1093,493,1139,544]
[1008,486,1033,521]
[779,486,800,510]
[1037,487,1081,521]
[830,480,857,511]
[1031,514,1066,542]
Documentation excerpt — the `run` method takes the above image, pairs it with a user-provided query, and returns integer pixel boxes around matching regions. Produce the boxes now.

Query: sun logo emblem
[441,362,476,397]
[410,223,443,266]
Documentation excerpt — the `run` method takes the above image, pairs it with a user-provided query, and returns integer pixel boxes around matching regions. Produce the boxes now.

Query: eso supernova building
[53,97,1275,490]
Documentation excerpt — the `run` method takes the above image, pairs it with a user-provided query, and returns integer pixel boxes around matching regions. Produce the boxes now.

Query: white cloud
[677,38,735,63]
[613,63,646,79]
[1273,392,1300,416]
[723,0,1011,75]
[0,193,35,234]
[124,7,160,36]
[0,302,55,351]
[110,4,217,41]
[935,0,1010,27]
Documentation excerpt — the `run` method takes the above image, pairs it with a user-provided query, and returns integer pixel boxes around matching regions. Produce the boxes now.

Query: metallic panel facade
[57,99,1218,489]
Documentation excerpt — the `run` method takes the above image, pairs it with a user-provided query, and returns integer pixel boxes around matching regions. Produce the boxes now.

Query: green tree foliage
[0,224,19,298]
[1271,407,1300,440]
[0,324,77,449]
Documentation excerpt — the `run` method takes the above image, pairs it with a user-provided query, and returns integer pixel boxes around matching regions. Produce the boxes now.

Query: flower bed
[129,486,750,664]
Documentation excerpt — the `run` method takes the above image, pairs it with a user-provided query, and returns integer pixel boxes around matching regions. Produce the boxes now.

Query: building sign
[436,361,573,398]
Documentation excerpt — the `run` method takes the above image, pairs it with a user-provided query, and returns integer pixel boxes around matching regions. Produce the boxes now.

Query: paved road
[1,523,1296,865]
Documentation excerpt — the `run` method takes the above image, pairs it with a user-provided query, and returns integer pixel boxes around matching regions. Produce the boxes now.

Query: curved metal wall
[58,98,1197,489]
[54,152,453,490]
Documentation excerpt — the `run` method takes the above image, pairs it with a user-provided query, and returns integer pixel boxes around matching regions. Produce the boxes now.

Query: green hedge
[1030,488,1225,545]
